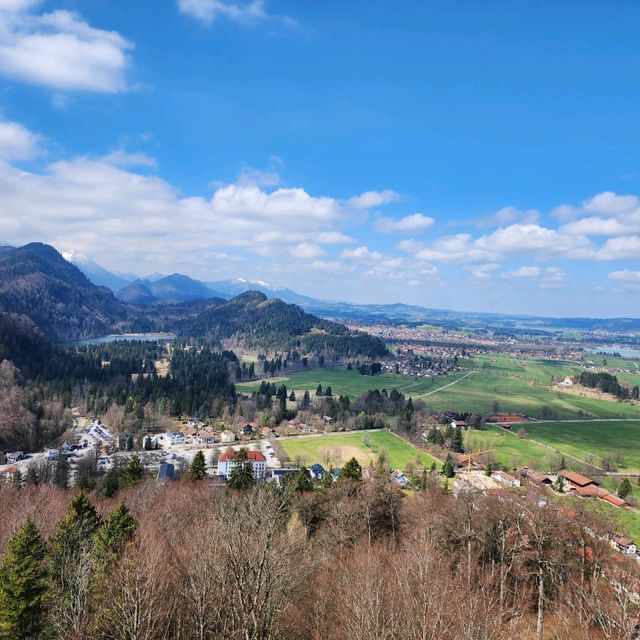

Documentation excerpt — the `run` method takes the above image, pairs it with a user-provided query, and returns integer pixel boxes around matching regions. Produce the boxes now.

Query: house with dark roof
[309,463,326,480]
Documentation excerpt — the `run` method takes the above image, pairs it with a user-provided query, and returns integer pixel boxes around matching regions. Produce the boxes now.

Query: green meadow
[279,430,440,471]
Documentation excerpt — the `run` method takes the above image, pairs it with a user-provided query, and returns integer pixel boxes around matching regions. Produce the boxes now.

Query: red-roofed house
[560,470,595,488]
[611,535,636,555]
[218,449,267,480]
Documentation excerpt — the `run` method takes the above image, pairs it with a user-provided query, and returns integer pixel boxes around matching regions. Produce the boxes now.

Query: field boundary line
[416,370,477,398]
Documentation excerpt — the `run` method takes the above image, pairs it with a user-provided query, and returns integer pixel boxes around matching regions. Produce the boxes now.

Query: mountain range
[60,248,640,333]
[0,243,386,356]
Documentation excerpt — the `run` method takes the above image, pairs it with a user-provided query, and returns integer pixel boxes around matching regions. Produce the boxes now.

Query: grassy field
[465,421,640,472]
[238,358,640,420]
[279,431,440,471]
[520,420,640,471]
[237,367,468,399]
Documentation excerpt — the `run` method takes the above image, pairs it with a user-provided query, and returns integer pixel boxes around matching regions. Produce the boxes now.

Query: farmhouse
[611,535,637,556]
[218,449,267,479]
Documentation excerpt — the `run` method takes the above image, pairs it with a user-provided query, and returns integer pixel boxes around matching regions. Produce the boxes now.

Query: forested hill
[174,291,388,357]
[0,243,386,358]
[0,243,130,341]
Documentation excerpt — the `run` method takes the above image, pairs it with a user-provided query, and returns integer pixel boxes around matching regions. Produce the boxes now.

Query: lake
[74,333,176,345]
[586,347,640,360]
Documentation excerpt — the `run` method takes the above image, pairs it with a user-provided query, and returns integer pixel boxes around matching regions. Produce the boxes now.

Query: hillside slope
[0,243,130,341]
[174,291,387,357]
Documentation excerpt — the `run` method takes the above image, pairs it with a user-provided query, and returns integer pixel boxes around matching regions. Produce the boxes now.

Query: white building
[164,432,185,446]
[220,430,236,443]
[218,449,266,479]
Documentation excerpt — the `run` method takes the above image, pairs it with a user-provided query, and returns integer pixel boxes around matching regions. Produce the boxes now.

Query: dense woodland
[0,475,639,640]
[579,371,640,400]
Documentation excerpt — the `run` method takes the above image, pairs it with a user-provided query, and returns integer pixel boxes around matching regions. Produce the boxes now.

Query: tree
[442,453,455,478]
[48,493,102,638]
[228,461,255,491]
[121,454,145,488]
[341,457,362,481]
[92,501,138,571]
[301,390,310,409]
[316,384,323,397]
[189,450,207,482]
[288,390,296,401]
[288,466,314,493]
[0,519,48,640]
[618,478,632,499]
[485,462,493,477]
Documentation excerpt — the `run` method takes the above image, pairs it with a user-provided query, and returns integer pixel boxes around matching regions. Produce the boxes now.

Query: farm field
[238,358,640,420]
[237,367,468,399]
[519,420,640,471]
[279,430,440,471]
[466,420,640,472]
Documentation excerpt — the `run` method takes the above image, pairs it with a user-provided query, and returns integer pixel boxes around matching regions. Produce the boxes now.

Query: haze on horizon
[0,0,639,318]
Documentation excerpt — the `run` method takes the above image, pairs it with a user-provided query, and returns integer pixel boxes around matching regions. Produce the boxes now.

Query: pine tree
[228,461,255,491]
[0,519,48,640]
[189,450,207,481]
[442,454,455,478]
[288,466,314,492]
[618,478,633,499]
[341,457,362,481]
[316,384,323,397]
[48,493,102,636]
[302,390,310,409]
[121,454,145,488]
[92,501,138,571]
[24,466,38,486]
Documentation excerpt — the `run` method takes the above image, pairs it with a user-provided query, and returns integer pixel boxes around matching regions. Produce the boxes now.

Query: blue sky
[0,0,639,316]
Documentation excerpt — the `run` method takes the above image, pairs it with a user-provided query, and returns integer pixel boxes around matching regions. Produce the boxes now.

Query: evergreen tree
[54,456,69,489]
[92,502,138,571]
[618,478,633,499]
[325,386,332,397]
[302,390,310,409]
[0,519,48,640]
[341,457,362,481]
[442,454,455,478]
[121,454,145,488]
[227,461,255,491]
[48,493,102,635]
[288,390,296,401]
[288,466,314,493]
[188,450,207,481]
[100,469,120,498]
[485,462,493,477]
[316,384,323,397]
[452,428,464,453]
[24,466,38,486]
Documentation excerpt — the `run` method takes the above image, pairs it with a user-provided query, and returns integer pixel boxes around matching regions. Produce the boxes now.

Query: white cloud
[608,270,640,282]
[375,213,434,233]
[290,242,324,260]
[0,3,132,92]
[501,266,541,279]
[469,263,499,279]
[540,267,568,288]
[0,122,392,277]
[0,118,41,160]
[341,246,383,261]
[309,260,341,272]
[315,231,354,244]
[560,216,631,237]
[346,189,401,209]
[101,150,157,168]
[475,206,540,228]
[177,0,294,26]
[583,191,639,216]
[594,236,640,261]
